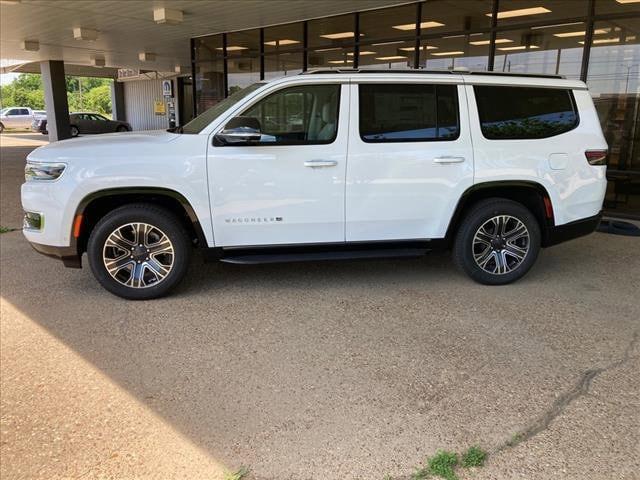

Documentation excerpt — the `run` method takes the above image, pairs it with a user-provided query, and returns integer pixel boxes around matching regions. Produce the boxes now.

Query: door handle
[304,159,338,168]
[433,156,465,164]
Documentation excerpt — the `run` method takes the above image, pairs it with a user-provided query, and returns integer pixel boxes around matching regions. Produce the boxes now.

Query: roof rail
[300,68,565,79]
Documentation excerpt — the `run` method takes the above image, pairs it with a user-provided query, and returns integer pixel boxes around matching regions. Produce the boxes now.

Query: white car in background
[0,107,43,131]
[21,69,608,299]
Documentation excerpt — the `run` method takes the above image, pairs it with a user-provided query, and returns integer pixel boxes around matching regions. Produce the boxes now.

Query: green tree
[85,84,112,115]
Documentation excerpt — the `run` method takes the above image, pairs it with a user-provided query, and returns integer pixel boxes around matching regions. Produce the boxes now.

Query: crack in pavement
[495,331,639,454]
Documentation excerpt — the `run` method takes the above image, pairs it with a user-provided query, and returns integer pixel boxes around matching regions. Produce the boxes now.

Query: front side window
[359,83,459,142]
[474,86,578,140]
[238,84,340,145]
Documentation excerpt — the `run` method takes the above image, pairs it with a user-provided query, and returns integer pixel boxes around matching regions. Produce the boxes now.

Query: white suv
[21,70,608,299]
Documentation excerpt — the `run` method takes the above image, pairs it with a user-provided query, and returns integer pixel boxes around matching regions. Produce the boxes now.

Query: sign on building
[162,80,173,98]
[154,100,166,115]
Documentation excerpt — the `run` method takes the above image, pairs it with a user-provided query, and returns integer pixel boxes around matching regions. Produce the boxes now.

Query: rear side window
[474,86,578,140]
[359,84,459,142]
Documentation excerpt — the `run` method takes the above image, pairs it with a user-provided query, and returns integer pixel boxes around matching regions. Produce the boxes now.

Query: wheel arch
[445,181,555,247]
[74,187,208,255]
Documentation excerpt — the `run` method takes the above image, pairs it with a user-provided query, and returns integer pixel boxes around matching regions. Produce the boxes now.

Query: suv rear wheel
[87,204,191,299]
[453,198,541,285]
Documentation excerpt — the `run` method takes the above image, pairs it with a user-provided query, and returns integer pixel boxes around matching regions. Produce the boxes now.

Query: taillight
[585,149,608,166]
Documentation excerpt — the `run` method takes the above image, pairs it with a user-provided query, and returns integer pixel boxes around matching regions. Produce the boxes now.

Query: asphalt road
[1,133,639,479]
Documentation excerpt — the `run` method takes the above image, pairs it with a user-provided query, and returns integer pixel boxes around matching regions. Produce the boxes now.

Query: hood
[27,130,181,162]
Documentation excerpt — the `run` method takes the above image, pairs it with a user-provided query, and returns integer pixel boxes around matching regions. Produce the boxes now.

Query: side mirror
[214,116,262,145]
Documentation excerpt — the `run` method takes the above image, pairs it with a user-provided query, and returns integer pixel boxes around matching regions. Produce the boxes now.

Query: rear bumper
[29,242,82,268]
[543,212,602,247]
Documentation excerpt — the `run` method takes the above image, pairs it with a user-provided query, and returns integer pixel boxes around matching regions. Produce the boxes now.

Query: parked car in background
[32,112,131,136]
[0,107,42,132]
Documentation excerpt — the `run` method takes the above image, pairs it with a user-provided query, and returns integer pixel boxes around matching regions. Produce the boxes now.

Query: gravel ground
[1,133,639,480]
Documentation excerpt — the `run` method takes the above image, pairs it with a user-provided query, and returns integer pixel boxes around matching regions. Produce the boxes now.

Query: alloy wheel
[102,222,174,288]
[472,215,530,275]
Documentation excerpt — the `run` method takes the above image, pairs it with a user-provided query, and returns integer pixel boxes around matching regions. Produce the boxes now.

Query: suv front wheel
[87,204,191,299]
[453,198,541,285]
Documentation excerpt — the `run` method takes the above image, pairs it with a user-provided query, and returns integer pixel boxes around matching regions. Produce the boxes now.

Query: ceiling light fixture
[431,51,464,56]
[153,7,183,25]
[498,45,540,51]
[348,51,376,56]
[487,7,551,19]
[531,22,583,30]
[371,41,406,46]
[91,56,105,67]
[264,39,300,46]
[375,55,407,60]
[579,38,621,45]
[73,27,99,41]
[615,0,640,4]
[216,46,249,51]
[392,21,444,31]
[554,28,609,37]
[138,52,156,61]
[20,40,39,52]
[328,60,351,64]
[320,32,357,39]
[314,47,341,52]
[469,38,513,45]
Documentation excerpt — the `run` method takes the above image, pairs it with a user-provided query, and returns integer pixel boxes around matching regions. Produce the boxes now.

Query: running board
[219,248,429,265]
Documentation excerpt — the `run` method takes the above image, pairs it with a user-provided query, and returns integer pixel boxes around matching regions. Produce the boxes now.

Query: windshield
[181,83,264,134]
[0,108,9,115]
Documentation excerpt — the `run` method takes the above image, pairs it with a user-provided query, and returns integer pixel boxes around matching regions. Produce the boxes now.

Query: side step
[219,248,429,265]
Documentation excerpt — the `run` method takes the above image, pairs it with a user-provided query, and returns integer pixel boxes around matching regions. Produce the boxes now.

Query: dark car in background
[32,112,131,136]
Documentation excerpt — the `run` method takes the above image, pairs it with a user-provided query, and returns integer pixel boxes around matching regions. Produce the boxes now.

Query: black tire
[453,198,541,285]
[70,125,79,137]
[0,122,4,133]
[116,125,128,132]
[87,203,191,300]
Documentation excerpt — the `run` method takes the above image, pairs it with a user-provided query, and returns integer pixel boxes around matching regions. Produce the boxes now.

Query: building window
[493,24,586,78]
[227,29,261,94]
[587,16,640,216]
[193,35,225,113]
[420,34,490,70]
[474,86,578,139]
[264,23,304,79]
[308,14,356,69]
[358,4,417,69]
[421,0,491,32]
[359,83,459,142]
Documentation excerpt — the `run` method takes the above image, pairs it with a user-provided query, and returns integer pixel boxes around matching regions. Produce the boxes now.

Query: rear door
[345,78,473,241]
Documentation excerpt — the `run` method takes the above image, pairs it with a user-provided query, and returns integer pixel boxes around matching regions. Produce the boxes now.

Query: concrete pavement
[1,133,639,479]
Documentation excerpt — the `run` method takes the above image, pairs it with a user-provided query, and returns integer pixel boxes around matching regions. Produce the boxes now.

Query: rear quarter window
[474,85,578,140]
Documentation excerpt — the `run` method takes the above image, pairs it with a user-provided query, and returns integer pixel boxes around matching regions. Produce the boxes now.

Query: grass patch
[428,450,459,480]
[223,466,250,480]
[408,446,488,480]
[461,446,487,468]
[0,226,14,234]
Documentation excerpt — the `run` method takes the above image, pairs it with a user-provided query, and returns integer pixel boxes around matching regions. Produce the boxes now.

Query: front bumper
[29,241,82,268]
[543,212,602,247]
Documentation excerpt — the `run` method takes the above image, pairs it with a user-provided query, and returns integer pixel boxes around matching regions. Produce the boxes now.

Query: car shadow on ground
[2,226,639,479]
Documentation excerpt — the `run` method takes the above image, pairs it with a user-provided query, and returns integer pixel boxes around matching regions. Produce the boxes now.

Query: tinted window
[239,84,340,145]
[359,84,459,142]
[474,86,578,140]
[19,109,30,115]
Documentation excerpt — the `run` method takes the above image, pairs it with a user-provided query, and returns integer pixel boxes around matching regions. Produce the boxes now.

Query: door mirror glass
[214,116,262,145]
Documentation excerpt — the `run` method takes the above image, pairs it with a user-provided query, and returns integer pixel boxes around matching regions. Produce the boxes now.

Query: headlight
[24,162,66,181]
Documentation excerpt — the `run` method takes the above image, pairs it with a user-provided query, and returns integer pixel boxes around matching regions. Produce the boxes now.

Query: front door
[208,82,348,247]
[346,80,474,241]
